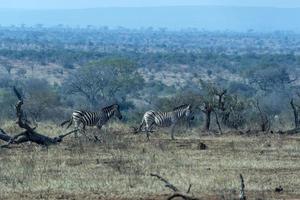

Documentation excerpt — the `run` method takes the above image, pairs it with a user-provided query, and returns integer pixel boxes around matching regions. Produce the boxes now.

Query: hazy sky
[1,0,300,9]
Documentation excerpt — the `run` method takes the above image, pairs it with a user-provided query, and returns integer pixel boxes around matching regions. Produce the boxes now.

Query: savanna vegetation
[0,26,300,199]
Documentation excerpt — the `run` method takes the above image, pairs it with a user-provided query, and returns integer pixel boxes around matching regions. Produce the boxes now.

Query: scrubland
[0,121,299,200]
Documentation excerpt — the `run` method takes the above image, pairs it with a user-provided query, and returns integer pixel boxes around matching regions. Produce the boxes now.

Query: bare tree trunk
[204,109,212,131]
[214,111,223,134]
[290,99,300,128]
[255,100,270,132]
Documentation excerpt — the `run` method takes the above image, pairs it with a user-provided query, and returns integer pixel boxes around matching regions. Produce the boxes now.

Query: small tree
[64,57,144,108]
[222,95,247,130]
[248,66,295,92]
[0,61,13,75]
[198,80,226,131]
[196,79,247,132]
[21,79,61,122]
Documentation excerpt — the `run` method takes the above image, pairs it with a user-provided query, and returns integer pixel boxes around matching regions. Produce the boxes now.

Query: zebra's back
[73,110,100,126]
[144,110,173,127]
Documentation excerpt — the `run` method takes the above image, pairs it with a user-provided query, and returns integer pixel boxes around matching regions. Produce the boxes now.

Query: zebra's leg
[145,124,150,141]
[137,119,145,133]
[74,121,79,138]
[145,122,154,141]
[81,124,91,140]
[94,125,102,141]
[170,123,176,140]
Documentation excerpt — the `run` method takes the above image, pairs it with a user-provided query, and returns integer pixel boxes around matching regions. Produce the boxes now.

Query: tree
[64,58,144,108]
[198,80,226,131]
[21,79,61,122]
[248,66,295,92]
[254,99,270,132]
[195,79,248,132]
[0,61,13,75]
[290,96,300,129]
[221,95,247,130]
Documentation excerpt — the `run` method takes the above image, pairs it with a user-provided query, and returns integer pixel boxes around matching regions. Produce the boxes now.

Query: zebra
[61,104,122,138]
[137,104,193,140]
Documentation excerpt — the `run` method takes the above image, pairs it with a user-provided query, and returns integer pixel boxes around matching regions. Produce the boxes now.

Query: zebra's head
[185,104,193,119]
[112,104,123,120]
[103,104,123,120]
[173,104,193,120]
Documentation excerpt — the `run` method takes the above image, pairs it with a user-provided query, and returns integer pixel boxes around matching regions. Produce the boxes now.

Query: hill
[1,6,300,32]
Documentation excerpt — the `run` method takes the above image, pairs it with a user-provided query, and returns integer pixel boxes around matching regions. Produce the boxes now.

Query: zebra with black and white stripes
[61,104,122,138]
[137,104,193,140]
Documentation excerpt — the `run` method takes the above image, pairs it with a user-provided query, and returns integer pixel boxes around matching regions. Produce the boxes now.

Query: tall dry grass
[0,121,300,199]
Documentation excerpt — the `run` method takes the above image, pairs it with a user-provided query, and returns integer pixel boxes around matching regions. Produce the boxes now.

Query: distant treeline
[0,27,299,132]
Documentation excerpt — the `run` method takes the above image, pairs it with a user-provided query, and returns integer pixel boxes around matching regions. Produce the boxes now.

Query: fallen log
[0,128,12,142]
[0,87,76,148]
[277,128,300,135]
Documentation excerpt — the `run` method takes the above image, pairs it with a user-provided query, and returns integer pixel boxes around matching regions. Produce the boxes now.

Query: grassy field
[0,121,300,200]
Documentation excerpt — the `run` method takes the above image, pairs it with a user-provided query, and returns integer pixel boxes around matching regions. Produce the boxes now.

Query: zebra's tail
[132,119,145,134]
[61,119,73,129]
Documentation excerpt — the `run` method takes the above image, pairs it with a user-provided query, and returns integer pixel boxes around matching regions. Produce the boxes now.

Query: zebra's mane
[172,104,190,111]
[102,103,119,111]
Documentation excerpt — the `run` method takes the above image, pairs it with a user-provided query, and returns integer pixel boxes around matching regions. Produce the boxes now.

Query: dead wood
[150,173,179,192]
[0,87,77,148]
[150,173,199,200]
[167,193,199,200]
[239,174,246,200]
[277,128,300,135]
[0,128,11,142]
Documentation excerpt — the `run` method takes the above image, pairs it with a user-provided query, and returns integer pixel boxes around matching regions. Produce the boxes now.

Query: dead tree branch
[239,174,246,200]
[167,193,199,200]
[0,128,12,142]
[0,87,76,148]
[150,173,179,192]
[186,184,192,193]
[277,128,300,135]
[150,173,199,200]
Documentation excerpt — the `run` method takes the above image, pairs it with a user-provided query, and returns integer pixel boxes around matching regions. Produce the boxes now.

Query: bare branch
[150,173,199,200]
[167,193,199,200]
[239,174,246,200]
[150,173,179,192]
[186,184,192,194]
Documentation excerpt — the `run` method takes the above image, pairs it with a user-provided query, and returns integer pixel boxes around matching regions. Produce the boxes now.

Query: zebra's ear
[187,104,192,109]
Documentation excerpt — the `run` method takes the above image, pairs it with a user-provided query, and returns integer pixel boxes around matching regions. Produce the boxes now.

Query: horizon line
[1,5,300,10]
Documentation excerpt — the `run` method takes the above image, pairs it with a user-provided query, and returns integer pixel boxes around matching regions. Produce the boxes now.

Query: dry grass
[0,121,300,200]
